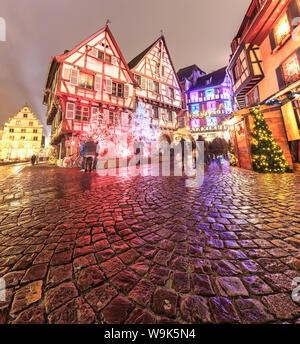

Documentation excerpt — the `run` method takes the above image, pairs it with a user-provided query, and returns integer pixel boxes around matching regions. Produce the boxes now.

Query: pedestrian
[84,138,97,172]
[80,140,86,171]
[31,154,36,166]
[93,141,100,170]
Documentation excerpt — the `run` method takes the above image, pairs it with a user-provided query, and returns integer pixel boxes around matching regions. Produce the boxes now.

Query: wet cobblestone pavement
[0,163,299,324]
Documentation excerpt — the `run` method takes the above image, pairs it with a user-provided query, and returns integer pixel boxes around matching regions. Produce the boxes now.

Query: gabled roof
[128,37,161,70]
[43,24,135,103]
[188,66,228,91]
[177,64,205,82]
[128,35,181,89]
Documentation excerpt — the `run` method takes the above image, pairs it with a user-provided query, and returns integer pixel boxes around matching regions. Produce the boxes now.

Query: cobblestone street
[0,163,299,324]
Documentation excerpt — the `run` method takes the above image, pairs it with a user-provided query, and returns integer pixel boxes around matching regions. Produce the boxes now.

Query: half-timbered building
[43,24,136,164]
[128,35,183,143]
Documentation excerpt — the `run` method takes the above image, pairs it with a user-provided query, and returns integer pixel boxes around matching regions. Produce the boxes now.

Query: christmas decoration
[229,145,237,166]
[250,108,292,173]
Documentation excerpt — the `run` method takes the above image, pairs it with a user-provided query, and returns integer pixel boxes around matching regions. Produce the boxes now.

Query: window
[162,66,165,77]
[222,88,231,99]
[21,129,26,133]
[168,110,172,122]
[206,117,218,127]
[23,113,27,118]
[274,13,291,46]
[29,122,33,126]
[109,112,114,124]
[155,63,160,75]
[9,128,14,133]
[134,74,141,87]
[105,54,111,63]
[33,129,38,133]
[246,87,260,106]
[169,87,175,99]
[282,53,300,85]
[206,101,217,113]
[98,51,104,60]
[75,106,89,121]
[16,121,21,125]
[191,104,200,114]
[66,102,75,119]
[224,100,232,113]
[153,106,159,119]
[190,92,198,103]
[21,136,25,140]
[179,117,185,128]
[33,137,38,141]
[153,81,159,93]
[79,73,93,89]
[205,88,215,100]
[112,82,124,97]
[9,136,14,141]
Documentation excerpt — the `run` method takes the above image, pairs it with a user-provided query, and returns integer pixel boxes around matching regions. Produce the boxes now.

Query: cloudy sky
[0,0,250,136]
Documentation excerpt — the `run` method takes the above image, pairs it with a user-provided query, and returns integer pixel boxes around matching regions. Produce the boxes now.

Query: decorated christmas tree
[230,145,237,167]
[250,108,292,173]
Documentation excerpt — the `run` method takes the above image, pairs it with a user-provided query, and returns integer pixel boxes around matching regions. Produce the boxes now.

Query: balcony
[227,43,264,108]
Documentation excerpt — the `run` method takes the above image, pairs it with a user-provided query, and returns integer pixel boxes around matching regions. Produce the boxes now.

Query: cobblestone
[0,163,299,323]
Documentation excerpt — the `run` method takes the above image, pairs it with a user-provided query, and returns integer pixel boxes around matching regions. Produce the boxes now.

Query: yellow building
[0,105,43,161]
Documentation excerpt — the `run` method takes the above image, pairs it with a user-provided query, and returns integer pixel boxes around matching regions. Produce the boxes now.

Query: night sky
[0,0,250,137]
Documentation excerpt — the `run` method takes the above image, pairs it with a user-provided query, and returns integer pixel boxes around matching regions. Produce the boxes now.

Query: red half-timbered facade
[128,36,183,143]
[43,25,135,162]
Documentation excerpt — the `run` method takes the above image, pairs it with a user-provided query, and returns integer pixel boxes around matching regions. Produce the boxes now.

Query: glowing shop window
[282,54,300,83]
[191,118,201,128]
[205,88,215,100]
[224,100,232,113]
[206,117,217,127]
[191,103,200,114]
[206,101,217,113]
[275,14,291,45]
[222,88,231,99]
[190,92,198,102]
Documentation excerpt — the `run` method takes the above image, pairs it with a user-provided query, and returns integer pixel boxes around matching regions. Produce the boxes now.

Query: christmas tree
[230,145,237,166]
[250,108,292,173]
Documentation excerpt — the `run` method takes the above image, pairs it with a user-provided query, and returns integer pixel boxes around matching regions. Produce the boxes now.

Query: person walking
[93,141,100,170]
[31,154,36,166]
[84,138,97,172]
[80,140,86,171]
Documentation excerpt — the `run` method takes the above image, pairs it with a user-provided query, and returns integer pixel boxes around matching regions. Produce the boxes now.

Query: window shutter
[124,84,129,98]
[70,69,79,85]
[94,75,102,91]
[91,107,99,122]
[141,77,146,90]
[245,95,249,107]
[111,56,118,66]
[62,66,71,80]
[269,30,276,51]
[65,102,75,119]
[105,79,112,94]
[276,65,285,90]
[254,87,260,104]
[90,47,98,57]
[149,79,153,91]
[287,0,300,28]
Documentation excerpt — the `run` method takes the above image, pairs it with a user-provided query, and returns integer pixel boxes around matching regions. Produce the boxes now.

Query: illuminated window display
[191,103,200,114]
[282,53,300,84]
[207,101,217,113]
[191,118,201,128]
[205,88,215,100]
[190,92,198,102]
[206,116,218,127]
[274,14,291,46]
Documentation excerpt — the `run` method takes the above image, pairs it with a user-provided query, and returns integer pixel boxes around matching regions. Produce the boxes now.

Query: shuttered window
[105,79,112,94]
[124,84,129,98]
[70,69,79,85]
[65,102,75,119]
[94,75,102,91]
[91,107,99,122]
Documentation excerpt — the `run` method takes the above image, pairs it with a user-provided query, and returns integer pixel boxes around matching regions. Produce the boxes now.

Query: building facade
[227,0,300,170]
[186,67,233,141]
[128,36,182,144]
[0,105,43,161]
[43,24,136,165]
